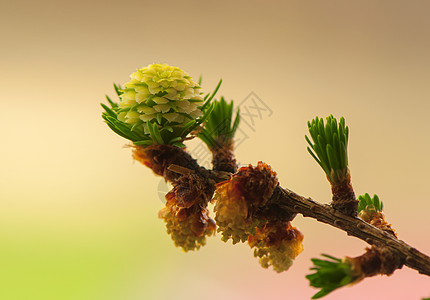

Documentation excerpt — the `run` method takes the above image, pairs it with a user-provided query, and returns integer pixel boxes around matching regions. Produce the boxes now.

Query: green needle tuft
[306,115,349,182]
[357,193,383,213]
[198,97,240,149]
[307,254,357,299]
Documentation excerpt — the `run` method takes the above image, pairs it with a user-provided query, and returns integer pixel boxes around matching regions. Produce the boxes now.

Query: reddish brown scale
[267,223,303,247]
[166,203,215,236]
[166,173,215,208]
[164,173,216,234]
[229,161,279,217]
[163,193,187,220]
[248,221,304,248]
[174,207,189,220]
[193,208,216,237]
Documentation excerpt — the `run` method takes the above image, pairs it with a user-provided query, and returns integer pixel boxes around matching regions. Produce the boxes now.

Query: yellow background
[1,1,429,299]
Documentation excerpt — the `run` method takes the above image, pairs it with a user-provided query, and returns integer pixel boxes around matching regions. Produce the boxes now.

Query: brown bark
[271,186,430,276]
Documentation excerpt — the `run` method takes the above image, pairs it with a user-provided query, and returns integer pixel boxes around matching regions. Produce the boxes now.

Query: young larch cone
[118,63,204,130]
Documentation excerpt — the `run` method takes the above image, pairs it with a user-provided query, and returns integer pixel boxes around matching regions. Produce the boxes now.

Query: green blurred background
[1,0,430,299]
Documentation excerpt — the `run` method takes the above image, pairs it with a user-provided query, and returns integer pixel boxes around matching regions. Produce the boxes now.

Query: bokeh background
[1,0,430,299]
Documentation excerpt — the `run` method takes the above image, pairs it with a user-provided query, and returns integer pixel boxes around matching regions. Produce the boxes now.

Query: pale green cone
[117,63,204,131]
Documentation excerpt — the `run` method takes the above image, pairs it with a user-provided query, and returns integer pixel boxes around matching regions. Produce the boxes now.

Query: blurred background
[1,0,430,299]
